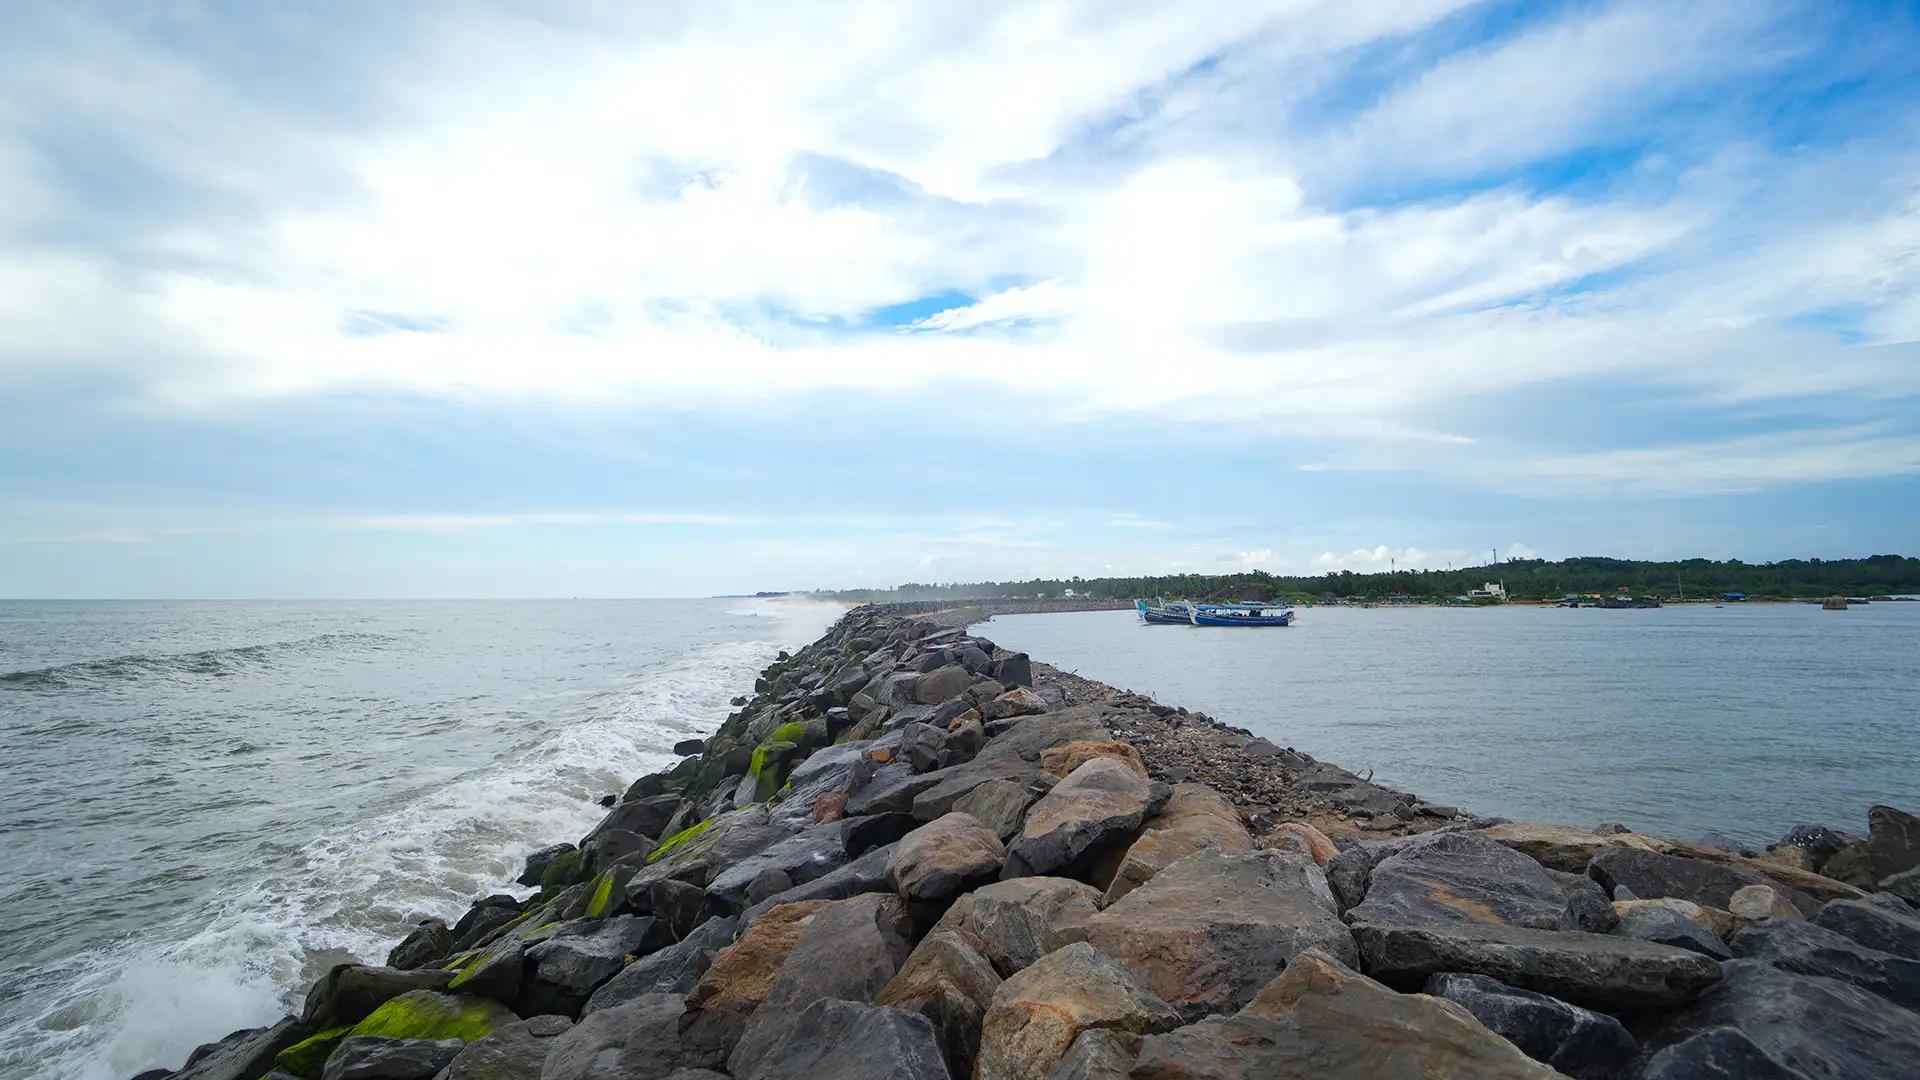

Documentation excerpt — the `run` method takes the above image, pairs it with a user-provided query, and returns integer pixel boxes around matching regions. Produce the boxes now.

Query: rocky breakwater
[136,605,1920,1080]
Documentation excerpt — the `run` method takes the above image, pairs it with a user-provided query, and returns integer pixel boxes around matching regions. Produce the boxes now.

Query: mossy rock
[649,817,715,861]
[273,1024,352,1079]
[345,989,516,1044]
[584,864,635,918]
[537,847,586,891]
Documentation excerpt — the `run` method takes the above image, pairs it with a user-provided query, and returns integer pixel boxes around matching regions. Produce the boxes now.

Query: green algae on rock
[271,1023,352,1078]
[345,989,517,1044]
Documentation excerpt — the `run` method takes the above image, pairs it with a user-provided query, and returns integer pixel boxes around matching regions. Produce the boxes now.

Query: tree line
[815,554,1920,603]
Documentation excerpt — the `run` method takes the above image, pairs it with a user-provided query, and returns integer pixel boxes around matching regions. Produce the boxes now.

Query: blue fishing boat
[1134,598,1196,624]
[1188,602,1293,627]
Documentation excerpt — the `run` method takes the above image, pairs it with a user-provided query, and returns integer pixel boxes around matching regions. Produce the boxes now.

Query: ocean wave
[0,632,394,691]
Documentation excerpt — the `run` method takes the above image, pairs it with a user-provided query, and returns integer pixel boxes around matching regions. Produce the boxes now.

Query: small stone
[811,792,846,823]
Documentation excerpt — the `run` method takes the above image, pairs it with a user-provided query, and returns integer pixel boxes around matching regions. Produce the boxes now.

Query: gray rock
[319,1037,461,1080]
[674,738,706,756]
[1884,866,1920,906]
[584,916,737,1013]
[1101,783,1253,905]
[703,822,848,915]
[1351,919,1723,1011]
[1086,849,1356,1022]
[301,965,456,1028]
[910,758,1056,821]
[588,794,682,844]
[450,895,523,951]
[1731,917,1920,1010]
[1325,843,1378,913]
[889,812,1006,901]
[1348,830,1584,931]
[844,811,918,856]
[1614,903,1733,960]
[993,652,1033,688]
[953,777,1046,841]
[1004,758,1166,880]
[1641,1027,1800,1079]
[1547,868,1619,933]
[740,843,896,926]
[1641,959,1920,1079]
[522,915,671,1016]
[901,722,948,773]
[169,1017,304,1080]
[727,893,914,1077]
[875,927,1002,1079]
[445,940,523,1005]
[386,919,453,971]
[915,663,973,704]
[1587,848,1816,916]
[768,742,868,828]
[1424,972,1636,1079]
[539,992,691,1080]
[645,878,708,940]
[1824,804,1920,888]
[440,1016,573,1080]
[518,843,576,887]
[1813,896,1920,960]
[623,805,797,901]
[586,829,655,871]
[739,998,948,1080]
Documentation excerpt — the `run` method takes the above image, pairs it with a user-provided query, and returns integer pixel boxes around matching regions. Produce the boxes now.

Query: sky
[2,0,1917,598]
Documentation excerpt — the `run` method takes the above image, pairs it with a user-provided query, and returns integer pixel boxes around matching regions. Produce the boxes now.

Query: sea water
[980,601,1920,846]
[0,598,842,1080]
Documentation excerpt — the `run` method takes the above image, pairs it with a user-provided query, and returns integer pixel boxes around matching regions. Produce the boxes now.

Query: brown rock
[1005,758,1166,880]
[939,876,1103,977]
[1611,898,1737,940]
[1086,849,1357,1022]
[946,707,983,731]
[680,899,830,1064]
[1728,884,1802,922]
[1266,822,1337,867]
[1102,784,1253,904]
[1130,949,1563,1079]
[888,812,1006,901]
[975,943,1180,1080]
[1478,822,1667,873]
[869,747,893,765]
[811,792,847,824]
[875,927,1003,1079]
[1041,740,1147,778]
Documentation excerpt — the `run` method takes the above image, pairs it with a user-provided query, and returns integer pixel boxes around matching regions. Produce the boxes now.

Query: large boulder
[875,927,1003,1079]
[1004,758,1167,880]
[386,920,453,971]
[1822,805,1920,888]
[739,998,949,1080]
[1350,920,1722,1011]
[539,992,690,1080]
[1641,959,1920,1078]
[318,1037,461,1080]
[975,943,1181,1080]
[740,843,895,925]
[726,894,914,1077]
[1102,784,1252,904]
[170,1018,305,1080]
[583,915,738,1012]
[1129,949,1561,1079]
[1730,917,1920,1010]
[1348,830,1584,931]
[915,663,973,705]
[1588,848,1817,915]
[1813,896,1920,960]
[1085,849,1356,1022]
[704,822,849,914]
[623,806,797,902]
[342,991,517,1046]
[588,794,682,844]
[680,900,830,1066]
[444,940,524,1006]
[302,965,456,1029]
[889,812,1006,901]
[521,915,671,1016]
[910,758,1056,821]
[517,843,577,887]
[766,742,867,828]
[1424,972,1636,1079]
[938,876,1102,977]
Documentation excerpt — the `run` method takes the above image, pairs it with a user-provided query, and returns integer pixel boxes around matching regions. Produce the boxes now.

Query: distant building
[1466,582,1506,600]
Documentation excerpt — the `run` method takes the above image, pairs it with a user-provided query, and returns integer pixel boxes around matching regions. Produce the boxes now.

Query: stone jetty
[137,603,1920,1080]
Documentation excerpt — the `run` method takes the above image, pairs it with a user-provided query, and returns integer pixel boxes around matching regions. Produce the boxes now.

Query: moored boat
[1189,601,1294,627]
[1135,598,1196,624]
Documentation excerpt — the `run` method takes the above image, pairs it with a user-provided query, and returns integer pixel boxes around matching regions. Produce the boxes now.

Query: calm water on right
[979,601,1920,845]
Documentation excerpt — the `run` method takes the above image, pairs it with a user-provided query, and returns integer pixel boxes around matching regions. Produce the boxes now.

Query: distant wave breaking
[0,632,394,691]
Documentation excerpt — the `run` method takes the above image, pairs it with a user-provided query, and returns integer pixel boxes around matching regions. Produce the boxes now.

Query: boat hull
[1189,610,1293,627]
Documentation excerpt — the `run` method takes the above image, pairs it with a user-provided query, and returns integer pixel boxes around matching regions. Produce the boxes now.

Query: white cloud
[1106,513,1173,530]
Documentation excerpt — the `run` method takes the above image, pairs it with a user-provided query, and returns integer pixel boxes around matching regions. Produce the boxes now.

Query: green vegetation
[816,554,1920,604]
[346,989,515,1044]
[649,817,715,861]
[273,1024,352,1078]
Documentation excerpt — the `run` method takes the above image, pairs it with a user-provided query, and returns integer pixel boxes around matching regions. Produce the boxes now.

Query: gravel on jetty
[139,602,1920,1080]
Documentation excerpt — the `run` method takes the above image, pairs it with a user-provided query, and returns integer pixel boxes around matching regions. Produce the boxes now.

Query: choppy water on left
[0,597,842,1080]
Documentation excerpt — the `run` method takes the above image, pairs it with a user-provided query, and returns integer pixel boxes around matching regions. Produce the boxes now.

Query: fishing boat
[1188,601,1294,627]
[1134,599,1196,624]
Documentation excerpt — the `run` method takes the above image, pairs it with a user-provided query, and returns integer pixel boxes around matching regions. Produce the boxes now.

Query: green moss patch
[649,817,714,861]
[273,1024,352,1079]
[346,989,516,1044]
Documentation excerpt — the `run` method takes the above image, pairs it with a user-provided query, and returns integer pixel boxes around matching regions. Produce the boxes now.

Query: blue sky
[2,0,1917,597]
